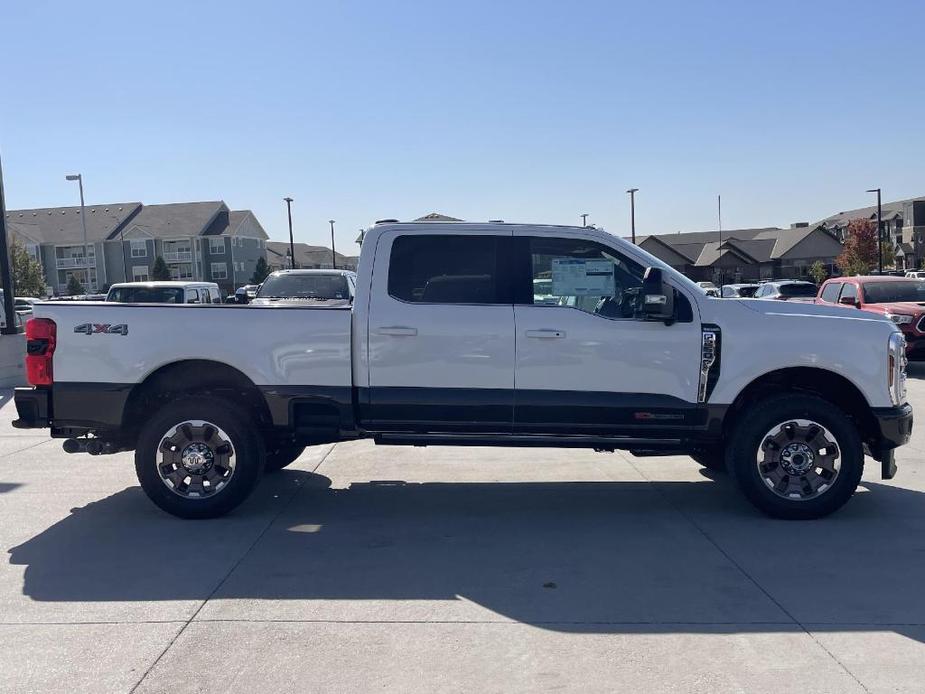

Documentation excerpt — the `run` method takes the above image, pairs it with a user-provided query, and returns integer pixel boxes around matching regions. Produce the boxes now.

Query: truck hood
[862,301,925,316]
[735,298,892,324]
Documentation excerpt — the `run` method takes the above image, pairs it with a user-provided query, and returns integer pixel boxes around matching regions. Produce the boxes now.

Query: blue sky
[1,0,923,250]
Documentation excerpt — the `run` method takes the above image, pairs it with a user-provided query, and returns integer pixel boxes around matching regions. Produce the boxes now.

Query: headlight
[888,332,907,406]
[885,312,914,325]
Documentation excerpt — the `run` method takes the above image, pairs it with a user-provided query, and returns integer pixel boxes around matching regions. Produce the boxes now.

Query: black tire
[264,444,306,473]
[691,447,727,473]
[135,396,265,519]
[726,393,864,520]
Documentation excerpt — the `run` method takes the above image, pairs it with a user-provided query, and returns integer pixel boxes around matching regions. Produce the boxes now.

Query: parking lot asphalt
[1,367,924,693]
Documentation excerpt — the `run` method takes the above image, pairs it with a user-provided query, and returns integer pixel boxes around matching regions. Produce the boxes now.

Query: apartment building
[6,200,268,295]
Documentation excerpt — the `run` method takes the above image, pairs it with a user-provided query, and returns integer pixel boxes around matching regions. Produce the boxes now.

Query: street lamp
[283,197,295,269]
[329,220,337,269]
[867,188,883,274]
[580,213,589,227]
[626,188,639,244]
[65,174,91,290]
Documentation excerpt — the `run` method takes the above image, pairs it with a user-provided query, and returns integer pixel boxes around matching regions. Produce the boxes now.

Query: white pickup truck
[13,221,913,520]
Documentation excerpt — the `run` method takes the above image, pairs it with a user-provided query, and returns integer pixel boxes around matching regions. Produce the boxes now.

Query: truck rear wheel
[264,444,306,472]
[726,393,864,520]
[135,396,265,519]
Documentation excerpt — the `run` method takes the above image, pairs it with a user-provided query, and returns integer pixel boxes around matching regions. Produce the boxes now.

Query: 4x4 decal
[74,323,129,336]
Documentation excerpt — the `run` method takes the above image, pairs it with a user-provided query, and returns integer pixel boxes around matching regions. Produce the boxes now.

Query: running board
[373,433,684,450]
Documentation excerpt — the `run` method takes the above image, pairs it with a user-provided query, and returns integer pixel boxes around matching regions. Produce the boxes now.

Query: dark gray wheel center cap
[780,442,814,475]
[181,443,214,474]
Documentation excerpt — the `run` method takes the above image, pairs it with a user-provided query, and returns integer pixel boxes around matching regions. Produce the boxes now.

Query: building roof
[817,196,925,228]
[266,241,355,268]
[639,225,839,267]
[203,209,269,239]
[414,212,463,222]
[123,201,226,239]
[5,202,142,244]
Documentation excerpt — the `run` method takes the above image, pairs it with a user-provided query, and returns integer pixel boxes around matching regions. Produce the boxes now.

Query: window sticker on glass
[551,258,615,296]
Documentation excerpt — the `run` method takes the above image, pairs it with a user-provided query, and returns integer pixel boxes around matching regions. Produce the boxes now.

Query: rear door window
[187,289,200,303]
[388,235,511,304]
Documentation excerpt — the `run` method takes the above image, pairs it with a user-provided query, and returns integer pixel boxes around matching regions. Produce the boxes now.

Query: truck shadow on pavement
[8,469,925,640]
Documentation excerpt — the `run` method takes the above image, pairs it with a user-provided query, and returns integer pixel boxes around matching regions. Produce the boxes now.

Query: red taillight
[25,318,56,386]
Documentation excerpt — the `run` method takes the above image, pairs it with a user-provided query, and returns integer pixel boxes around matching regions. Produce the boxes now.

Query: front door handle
[525,329,566,339]
[378,326,418,337]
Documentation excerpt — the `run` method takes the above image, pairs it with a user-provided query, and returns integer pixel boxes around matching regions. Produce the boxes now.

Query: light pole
[580,213,589,227]
[867,188,883,274]
[65,174,91,290]
[284,197,295,269]
[626,188,638,244]
[0,154,18,333]
[329,220,337,269]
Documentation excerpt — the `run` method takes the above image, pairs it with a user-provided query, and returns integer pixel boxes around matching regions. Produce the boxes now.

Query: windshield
[257,274,351,300]
[779,283,817,298]
[863,280,925,303]
[107,287,185,303]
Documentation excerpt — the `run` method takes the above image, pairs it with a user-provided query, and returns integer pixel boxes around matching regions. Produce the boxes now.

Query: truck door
[364,230,515,433]
[512,231,703,435]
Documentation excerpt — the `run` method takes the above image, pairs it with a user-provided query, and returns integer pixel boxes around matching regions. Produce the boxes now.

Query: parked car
[754,280,817,301]
[13,221,912,521]
[0,290,23,330]
[816,275,925,360]
[250,269,356,306]
[721,283,759,298]
[905,271,925,279]
[696,281,720,297]
[233,284,261,304]
[14,297,40,316]
[106,281,221,305]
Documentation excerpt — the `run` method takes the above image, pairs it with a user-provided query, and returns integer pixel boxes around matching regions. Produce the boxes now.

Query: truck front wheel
[135,396,266,519]
[726,394,864,520]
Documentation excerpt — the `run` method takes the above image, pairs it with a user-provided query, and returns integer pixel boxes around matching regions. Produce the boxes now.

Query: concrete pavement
[1,367,924,693]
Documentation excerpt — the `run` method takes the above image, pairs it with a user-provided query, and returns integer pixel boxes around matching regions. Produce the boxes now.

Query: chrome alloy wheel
[757,419,841,501]
[156,420,236,499]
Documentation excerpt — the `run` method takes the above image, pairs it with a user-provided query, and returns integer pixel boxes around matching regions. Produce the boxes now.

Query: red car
[816,275,925,359]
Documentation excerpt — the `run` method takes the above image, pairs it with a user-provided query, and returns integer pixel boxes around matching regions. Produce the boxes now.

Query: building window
[170,263,193,280]
[211,262,228,280]
[26,244,40,261]
[209,238,225,254]
[130,240,147,257]
[132,265,149,282]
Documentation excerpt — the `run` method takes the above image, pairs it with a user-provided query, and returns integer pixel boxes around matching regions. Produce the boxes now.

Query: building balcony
[163,251,193,262]
[56,257,96,269]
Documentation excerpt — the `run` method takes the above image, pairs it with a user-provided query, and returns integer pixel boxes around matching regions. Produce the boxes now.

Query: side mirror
[187,298,199,304]
[640,267,675,323]
[838,296,859,307]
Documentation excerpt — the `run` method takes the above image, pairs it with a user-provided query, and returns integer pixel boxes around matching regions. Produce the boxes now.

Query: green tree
[6,237,46,297]
[66,275,85,296]
[836,218,878,276]
[880,241,895,269]
[250,256,270,284]
[808,260,828,285]
[151,256,171,281]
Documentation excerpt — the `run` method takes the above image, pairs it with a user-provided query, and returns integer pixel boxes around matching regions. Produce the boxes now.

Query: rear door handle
[378,326,418,336]
[525,329,566,339]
